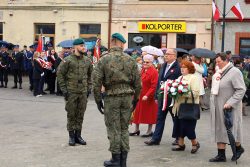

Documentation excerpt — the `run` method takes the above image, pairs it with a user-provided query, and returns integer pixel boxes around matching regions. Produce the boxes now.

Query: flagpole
[221,0,226,52]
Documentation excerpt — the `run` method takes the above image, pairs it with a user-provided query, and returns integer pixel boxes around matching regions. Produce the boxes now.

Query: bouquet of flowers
[158,77,189,110]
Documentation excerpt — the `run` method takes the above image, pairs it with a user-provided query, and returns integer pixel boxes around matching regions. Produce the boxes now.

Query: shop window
[176,34,196,50]
[0,22,3,40]
[240,38,250,56]
[34,23,55,47]
[128,33,163,48]
[79,24,101,39]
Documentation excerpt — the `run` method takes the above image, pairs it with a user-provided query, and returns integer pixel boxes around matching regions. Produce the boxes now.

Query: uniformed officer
[0,45,10,88]
[9,45,24,89]
[24,45,35,91]
[92,33,141,167]
[57,38,93,146]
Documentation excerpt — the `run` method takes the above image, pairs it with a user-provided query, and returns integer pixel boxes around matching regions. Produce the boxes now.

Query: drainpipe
[211,8,214,51]
[108,0,112,49]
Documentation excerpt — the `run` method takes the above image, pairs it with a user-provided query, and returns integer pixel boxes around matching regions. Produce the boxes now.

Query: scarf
[211,62,231,95]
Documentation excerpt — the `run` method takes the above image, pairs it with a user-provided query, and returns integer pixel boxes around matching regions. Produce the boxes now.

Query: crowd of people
[1,35,250,166]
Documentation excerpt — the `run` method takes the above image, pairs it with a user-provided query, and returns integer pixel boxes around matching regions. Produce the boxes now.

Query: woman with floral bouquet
[170,60,201,154]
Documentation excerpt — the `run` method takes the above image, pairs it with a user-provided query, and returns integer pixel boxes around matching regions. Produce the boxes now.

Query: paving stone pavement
[0,77,249,167]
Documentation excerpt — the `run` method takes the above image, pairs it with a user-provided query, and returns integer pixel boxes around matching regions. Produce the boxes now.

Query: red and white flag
[212,1,220,21]
[231,2,244,21]
[36,35,44,52]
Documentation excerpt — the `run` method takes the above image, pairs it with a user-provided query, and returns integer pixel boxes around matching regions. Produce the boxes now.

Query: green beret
[112,33,126,43]
[73,38,85,45]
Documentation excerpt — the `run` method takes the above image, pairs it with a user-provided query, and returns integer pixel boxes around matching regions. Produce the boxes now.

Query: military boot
[4,82,7,88]
[75,130,86,145]
[0,82,3,88]
[104,153,121,167]
[68,131,75,146]
[120,151,128,167]
[12,83,17,89]
[19,83,22,89]
[209,149,226,162]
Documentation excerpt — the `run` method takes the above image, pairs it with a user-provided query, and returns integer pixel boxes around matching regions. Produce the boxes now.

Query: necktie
[164,64,170,77]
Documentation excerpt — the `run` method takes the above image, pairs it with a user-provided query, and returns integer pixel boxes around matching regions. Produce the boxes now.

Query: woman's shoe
[191,142,200,154]
[141,132,153,138]
[172,144,185,151]
[129,130,140,136]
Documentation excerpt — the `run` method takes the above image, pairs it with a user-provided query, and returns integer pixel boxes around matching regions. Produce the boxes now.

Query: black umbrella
[175,48,189,54]
[189,48,216,58]
[224,108,237,163]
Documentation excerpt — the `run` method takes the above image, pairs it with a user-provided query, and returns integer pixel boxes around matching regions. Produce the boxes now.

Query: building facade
[0,0,109,49]
[111,0,212,50]
[213,0,250,56]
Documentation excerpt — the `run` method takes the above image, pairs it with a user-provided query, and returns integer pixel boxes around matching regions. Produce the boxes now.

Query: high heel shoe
[172,144,186,151]
[129,130,140,136]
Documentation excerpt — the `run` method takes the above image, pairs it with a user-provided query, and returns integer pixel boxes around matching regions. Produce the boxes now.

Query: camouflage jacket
[57,54,93,94]
[92,47,141,102]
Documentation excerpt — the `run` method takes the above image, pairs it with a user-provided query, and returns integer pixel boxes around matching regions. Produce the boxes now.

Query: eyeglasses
[143,61,151,64]
[165,53,175,56]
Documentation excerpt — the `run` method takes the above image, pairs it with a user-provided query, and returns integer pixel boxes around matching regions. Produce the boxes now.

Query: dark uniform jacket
[33,59,43,80]
[10,52,24,70]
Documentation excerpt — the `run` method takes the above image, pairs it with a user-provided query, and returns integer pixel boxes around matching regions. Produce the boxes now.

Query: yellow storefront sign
[138,22,186,33]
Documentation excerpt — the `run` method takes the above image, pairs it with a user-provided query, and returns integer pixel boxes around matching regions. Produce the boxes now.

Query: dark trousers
[13,69,22,84]
[28,69,33,89]
[47,72,56,93]
[39,76,45,94]
[152,100,175,142]
[33,79,41,96]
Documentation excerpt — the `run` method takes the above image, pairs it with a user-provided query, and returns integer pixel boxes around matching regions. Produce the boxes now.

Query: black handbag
[178,91,200,120]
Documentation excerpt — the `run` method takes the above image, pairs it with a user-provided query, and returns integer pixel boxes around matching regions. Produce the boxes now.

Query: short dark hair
[226,51,231,55]
[216,52,228,61]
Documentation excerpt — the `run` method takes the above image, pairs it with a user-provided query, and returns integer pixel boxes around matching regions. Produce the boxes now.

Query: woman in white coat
[191,56,209,110]
[210,53,246,162]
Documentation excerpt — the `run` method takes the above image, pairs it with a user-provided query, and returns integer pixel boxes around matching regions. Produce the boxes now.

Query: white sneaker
[36,94,42,97]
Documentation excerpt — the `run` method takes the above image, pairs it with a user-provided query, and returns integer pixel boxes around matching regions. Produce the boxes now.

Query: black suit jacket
[155,61,182,107]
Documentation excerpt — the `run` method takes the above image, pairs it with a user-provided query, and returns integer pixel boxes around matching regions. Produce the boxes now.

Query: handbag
[178,91,200,120]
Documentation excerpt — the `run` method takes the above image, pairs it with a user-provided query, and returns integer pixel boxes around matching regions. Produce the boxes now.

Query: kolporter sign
[138,22,186,33]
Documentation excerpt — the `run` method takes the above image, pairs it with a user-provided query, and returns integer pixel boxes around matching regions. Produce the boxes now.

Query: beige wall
[111,0,212,49]
[0,1,109,50]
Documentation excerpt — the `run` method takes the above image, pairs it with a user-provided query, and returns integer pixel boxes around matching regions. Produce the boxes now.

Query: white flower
[182,80,187,85]
[175,79,181,83]
[178,85,184,91]
[172,92,177,96]
[172,83,178,87]
[182,88,188,93]
[170,87,176,93]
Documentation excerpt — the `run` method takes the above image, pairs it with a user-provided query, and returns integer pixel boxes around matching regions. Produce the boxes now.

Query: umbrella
[224,108,237,163]
[124,47,142,55]
[189,48,216,58]
[57,40,74,48]
[175,48,189,54]
[141,45,163,56]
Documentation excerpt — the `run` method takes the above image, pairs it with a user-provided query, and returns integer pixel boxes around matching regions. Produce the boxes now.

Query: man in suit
[9,45,24,89]
[144,48,182,146]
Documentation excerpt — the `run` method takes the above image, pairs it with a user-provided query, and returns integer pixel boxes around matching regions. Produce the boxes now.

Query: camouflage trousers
[104,95,133,154]
[65,93,87,131]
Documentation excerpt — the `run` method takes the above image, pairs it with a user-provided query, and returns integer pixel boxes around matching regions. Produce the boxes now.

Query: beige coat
[192,62,205,95]
[172,74,200,115]
[210,64,246,143]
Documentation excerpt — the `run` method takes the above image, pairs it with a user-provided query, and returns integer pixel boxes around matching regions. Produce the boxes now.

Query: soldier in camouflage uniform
[57,38,93,146]
[92,33,141,167]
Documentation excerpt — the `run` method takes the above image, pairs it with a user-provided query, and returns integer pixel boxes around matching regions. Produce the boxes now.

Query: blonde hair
[136,57,142,62]
[33,51,40,59]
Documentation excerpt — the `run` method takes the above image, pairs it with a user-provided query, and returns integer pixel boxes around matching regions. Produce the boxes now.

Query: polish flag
[212,1,220,21]
[231,2,244,21]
